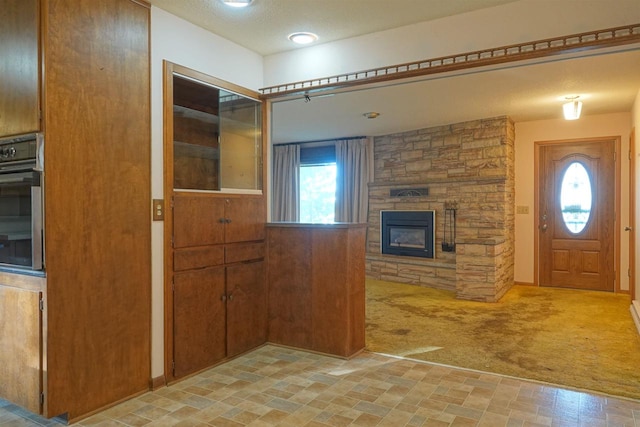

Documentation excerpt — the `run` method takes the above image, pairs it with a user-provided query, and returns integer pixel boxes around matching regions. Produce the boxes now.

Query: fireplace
[381,210,435,258]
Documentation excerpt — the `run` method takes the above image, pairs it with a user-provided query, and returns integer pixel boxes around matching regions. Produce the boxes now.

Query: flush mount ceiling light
[288,32,318,45]
[563,95,583,120]
[220,0,253,7]
[363,112,380,119]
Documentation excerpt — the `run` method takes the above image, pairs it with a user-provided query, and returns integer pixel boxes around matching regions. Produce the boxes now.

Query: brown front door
[538,139,616,291]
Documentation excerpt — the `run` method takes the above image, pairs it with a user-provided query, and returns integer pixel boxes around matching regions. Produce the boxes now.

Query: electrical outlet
[516,205,529,214]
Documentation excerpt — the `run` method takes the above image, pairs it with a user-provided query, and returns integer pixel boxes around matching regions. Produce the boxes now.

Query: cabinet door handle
[220,294,227,302]
[226,218,232,224]
[228,294,234,301]
[219,218,226,223]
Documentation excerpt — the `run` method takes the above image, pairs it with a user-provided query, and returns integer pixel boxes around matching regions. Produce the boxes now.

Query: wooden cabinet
[173,194,264,248]
[267,223,366,358]
[0,0,40,138]
[226,261,267,357]
[0,0,150,421]
[0,0,152,421]
[170,192,266,379]
[165,63,266,382]
[173,267,226,378]
[0,276,44,415]
[170,64,263,192]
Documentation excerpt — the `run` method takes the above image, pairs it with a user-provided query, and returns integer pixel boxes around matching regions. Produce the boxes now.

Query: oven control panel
[0,134,38,164]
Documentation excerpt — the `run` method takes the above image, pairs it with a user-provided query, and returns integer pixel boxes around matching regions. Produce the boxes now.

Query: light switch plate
[516,205,529,214]
[153,199,164,221]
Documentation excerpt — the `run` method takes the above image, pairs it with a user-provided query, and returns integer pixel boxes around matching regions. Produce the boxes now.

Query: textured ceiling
[147,0,519,55]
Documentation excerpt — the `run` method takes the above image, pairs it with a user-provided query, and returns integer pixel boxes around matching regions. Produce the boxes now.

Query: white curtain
[335,137,372,223]
[272,144,300,221]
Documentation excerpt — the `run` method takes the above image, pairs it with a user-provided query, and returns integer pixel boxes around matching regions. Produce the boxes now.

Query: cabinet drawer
[225,242,265,264]
[174,246,224,271]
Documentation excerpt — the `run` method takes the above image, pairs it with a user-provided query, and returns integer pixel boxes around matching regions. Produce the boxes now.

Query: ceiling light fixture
[288,32,318,45]
[220,0,253,8]
[363,112,380,119]
[563,96,583,120]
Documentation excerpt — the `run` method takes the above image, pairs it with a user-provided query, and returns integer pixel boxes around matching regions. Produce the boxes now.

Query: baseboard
[514,281,535,286]
[150,375,166,390]
[631,301,640,336]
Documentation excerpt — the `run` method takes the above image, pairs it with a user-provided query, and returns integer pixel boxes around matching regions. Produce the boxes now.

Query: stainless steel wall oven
[0,133,43,271]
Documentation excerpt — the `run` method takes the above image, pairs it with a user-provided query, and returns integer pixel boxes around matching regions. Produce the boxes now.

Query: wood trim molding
[170,62,261,101]
[260,23,640,98]
[514,281,536,287]
[630,127,636,301]
[149,376,166,391]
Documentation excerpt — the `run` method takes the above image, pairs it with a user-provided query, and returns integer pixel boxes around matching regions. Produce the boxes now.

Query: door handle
[540,224,548,232]
[625,226,632,231]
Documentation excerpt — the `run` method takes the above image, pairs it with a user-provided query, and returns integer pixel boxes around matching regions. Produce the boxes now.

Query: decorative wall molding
[260,24,640,98]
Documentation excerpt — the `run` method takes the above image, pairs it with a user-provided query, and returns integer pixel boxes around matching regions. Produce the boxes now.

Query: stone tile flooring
[1,345,639,426]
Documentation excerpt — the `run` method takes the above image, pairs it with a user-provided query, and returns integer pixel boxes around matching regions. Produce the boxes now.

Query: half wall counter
[266,222,366,358]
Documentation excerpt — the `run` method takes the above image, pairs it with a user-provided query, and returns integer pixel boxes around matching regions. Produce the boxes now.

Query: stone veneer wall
[366,116,515,302]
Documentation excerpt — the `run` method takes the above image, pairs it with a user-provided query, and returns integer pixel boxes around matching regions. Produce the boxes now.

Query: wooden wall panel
[346,227,366,354]
[311,228,349,355]
[42,0,151,420]
[267,224,366,358]
[267,227,312,348]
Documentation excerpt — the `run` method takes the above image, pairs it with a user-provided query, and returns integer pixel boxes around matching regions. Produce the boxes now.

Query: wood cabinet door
[225,197,265,243]
[173,267,226,377]
[173,194,225,248]
[226,261,267,357]
[0,286,41,414]
[0,0,39,138]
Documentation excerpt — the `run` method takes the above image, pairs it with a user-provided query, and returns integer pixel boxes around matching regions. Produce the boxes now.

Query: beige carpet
[365,279,640,400]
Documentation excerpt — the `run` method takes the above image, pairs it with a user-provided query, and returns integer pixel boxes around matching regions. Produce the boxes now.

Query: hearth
[381,210,435,258]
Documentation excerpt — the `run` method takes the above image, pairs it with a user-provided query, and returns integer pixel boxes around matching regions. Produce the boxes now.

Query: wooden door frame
[534,136,621,291]
[630,128,636,300]
[162,60,177,384]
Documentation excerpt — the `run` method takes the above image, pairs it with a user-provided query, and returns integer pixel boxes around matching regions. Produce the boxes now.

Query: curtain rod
[273,136,367,147]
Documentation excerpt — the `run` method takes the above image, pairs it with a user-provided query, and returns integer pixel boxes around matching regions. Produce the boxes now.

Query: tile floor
[1,345,639,426]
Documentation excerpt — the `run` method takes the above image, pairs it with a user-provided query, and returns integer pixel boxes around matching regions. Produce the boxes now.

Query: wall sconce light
[563,96,582,120]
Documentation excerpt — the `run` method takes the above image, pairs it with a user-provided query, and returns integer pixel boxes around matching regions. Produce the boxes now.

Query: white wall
[150,7,263,378]
[263,0,640,87]
[514,113,632,290]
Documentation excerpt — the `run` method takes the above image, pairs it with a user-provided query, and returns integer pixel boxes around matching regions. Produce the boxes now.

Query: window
[560,161,592,234]
[299,145,336,223]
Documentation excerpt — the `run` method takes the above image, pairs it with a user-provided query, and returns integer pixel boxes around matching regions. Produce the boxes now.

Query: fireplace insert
[381,210,435,258]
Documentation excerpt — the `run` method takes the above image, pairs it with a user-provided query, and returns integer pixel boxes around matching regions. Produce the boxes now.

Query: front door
[538,139,616,291]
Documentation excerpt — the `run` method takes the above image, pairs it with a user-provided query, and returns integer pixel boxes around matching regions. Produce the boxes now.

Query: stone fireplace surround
[365,116,515,302]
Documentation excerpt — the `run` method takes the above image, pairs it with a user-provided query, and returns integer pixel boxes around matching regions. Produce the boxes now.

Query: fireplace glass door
[381,210,435,258]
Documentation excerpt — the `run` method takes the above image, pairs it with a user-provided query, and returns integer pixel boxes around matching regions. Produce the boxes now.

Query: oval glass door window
[560,162,592,233]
